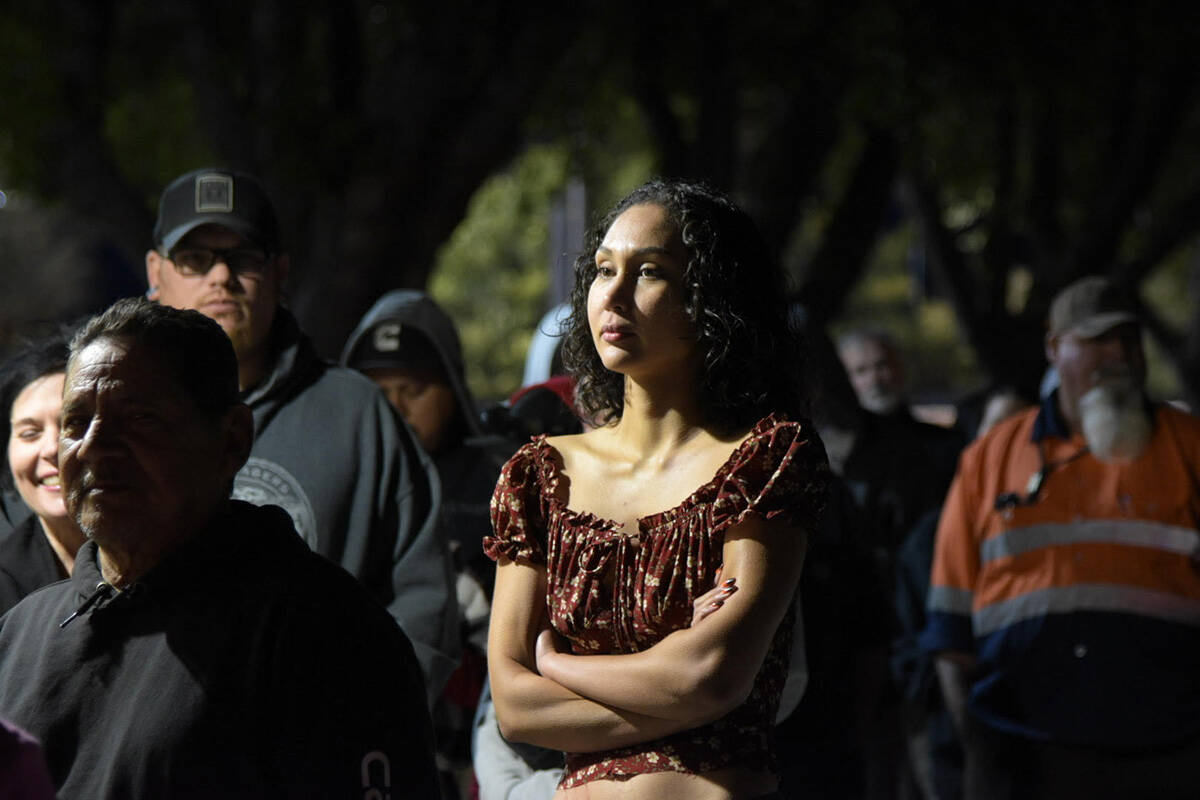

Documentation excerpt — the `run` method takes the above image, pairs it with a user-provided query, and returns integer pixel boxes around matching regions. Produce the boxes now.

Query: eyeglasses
[166,248,272,277]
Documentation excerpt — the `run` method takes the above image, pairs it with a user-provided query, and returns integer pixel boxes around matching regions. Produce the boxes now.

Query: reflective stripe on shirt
[980,518,1200,565]
[973,583,1200,636]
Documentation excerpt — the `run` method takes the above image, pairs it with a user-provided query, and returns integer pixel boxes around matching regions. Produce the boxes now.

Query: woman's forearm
[488,558,701,753]
[535,517,806,725]
[490,652,702,752]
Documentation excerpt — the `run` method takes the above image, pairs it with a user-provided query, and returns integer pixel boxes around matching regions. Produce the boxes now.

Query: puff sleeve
[484,441,549,565]
[711,416,831,536]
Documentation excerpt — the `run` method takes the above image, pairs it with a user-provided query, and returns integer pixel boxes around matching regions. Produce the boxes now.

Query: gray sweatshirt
[235,308,458,701]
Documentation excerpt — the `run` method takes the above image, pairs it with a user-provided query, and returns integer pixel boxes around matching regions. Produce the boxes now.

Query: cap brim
[158,216,271,253]
[1069,311,1139,338]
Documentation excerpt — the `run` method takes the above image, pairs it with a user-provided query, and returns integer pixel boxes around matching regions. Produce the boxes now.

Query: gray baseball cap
[153,168,280,253]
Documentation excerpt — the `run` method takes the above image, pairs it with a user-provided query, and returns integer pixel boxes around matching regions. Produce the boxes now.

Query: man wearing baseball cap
[145,168,458,703]
[921,275,1200,798]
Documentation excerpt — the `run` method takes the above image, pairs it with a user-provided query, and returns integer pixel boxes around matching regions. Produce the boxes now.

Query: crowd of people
[0,167,1196,800]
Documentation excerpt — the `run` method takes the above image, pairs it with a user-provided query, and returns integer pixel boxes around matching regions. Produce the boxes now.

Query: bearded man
[922,276,1200,800]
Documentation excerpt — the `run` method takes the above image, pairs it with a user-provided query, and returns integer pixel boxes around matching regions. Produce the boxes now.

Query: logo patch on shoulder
[195,174,234,213]
[234,457,318,548]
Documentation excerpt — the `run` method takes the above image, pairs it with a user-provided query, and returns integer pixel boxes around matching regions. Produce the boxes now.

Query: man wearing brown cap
[144,168,458,703]
[922,276,1200,799]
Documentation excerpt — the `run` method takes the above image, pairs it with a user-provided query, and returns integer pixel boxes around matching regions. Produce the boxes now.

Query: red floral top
[484,414,830,788]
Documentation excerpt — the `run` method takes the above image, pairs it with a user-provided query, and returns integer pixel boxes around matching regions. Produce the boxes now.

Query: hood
[242,308,326,434]
[340,290,481,437]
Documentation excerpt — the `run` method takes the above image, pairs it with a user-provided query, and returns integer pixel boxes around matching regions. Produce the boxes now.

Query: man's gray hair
[69,297,240,418]
[836,327,900,356]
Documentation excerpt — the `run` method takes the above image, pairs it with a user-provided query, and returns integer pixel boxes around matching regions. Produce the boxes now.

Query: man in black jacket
[0,299,440,799]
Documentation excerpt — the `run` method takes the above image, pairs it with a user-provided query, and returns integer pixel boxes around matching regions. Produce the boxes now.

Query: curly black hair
[560,179,806,431]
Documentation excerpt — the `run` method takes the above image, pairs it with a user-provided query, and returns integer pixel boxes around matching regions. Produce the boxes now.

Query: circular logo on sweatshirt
[233,457,318,548]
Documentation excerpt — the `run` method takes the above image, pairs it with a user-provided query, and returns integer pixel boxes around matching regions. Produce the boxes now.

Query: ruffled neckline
[527,413,787,534]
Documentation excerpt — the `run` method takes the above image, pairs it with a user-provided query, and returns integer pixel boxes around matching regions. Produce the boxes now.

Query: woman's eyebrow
[595,246,675,258]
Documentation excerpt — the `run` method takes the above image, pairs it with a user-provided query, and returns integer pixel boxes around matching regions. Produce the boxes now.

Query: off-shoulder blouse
[484,414,830,788]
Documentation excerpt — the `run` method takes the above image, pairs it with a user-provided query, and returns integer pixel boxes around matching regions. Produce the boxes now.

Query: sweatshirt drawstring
[59,582,115,628]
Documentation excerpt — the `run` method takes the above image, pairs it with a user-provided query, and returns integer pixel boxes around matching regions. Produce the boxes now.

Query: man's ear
[1044,332,1059,366]
[146,250,163,297]
[221,403,255,478]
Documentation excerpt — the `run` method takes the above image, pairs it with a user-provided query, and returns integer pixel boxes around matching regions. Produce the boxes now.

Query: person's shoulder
[737,412,827,462]
[289,363,405,431]
[1158,401,1200,430]
[304,362,390,401]
[227,502,397,621]
[957,406,1038,470]
[0,577,73,631]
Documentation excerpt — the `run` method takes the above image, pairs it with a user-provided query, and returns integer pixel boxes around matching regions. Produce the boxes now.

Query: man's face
[1046,321,1146,425]
[146,225,287,361]
[364,368,459,455]
[839,338,905,415]
[59,337,246,547]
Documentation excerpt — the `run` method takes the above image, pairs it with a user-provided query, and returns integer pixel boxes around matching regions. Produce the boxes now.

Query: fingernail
[722,585,737,595]
[710,600,724,608]
[723,578,736,587]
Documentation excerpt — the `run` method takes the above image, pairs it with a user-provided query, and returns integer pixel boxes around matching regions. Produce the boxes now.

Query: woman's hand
[533,574,739,675]
[535,626,567,675]
[691,574,738,627]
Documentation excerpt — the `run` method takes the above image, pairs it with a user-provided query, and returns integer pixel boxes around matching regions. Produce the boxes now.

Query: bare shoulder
[543,428,612,473]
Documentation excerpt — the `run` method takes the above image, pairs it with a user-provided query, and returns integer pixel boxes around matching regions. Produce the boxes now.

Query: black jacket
[0,501,439,799]
[0,515,62,615]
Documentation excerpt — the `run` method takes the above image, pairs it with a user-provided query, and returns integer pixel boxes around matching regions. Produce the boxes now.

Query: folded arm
[488,514,806,754]
[488,556,706,752]
[536,514,806,723]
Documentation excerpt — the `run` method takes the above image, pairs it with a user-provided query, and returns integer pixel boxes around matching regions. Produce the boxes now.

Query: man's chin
[1080,384,1152,462]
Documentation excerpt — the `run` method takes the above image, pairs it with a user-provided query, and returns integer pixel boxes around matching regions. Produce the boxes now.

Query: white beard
[1079,375,1152,463]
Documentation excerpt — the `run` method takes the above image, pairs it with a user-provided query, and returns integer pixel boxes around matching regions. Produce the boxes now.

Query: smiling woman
[0,327,87,614]
[485,179,831,800]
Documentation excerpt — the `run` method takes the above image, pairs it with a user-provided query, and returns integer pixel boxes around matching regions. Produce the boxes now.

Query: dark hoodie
[340,291,517,600]
[0,501,439,799]
[232,307,458,702]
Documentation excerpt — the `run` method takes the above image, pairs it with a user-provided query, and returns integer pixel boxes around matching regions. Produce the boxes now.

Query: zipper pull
[59,582,114,628]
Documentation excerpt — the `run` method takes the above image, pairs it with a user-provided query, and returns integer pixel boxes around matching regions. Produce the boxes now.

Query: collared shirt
[922,394,1200,749]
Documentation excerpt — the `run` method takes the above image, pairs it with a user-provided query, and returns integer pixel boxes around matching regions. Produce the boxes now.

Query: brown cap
[1047,276,1138,338]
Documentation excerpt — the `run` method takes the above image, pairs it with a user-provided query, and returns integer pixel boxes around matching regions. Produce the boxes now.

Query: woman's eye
[16,428,41,442]
[595,264,614,277]
[639,265,661,278]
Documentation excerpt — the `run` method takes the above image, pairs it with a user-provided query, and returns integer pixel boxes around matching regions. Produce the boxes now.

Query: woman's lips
[601,325,634,343]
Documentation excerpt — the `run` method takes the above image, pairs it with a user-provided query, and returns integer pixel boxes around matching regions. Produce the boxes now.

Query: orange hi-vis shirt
[923,395,1200,749]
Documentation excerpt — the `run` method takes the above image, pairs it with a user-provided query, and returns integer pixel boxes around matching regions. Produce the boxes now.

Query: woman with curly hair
[484,179,830,799]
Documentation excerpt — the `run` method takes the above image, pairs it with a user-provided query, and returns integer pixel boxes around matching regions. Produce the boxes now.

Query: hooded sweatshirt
[0,501,439,799]
[340,291,518,601]
[233,307,458,700]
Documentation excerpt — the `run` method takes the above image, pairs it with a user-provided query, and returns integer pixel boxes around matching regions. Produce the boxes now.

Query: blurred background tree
[2,0,1198,406]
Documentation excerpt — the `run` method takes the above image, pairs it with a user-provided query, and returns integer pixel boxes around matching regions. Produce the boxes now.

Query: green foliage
[104,76,217,210]
[0,14,59,186]
[430,143,570,402]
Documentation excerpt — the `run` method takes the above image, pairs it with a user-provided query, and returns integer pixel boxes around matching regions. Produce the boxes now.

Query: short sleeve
[483,442,549,566]
[712,417,831,535]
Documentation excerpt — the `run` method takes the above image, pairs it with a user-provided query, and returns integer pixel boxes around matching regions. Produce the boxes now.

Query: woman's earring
[145,286,159,300]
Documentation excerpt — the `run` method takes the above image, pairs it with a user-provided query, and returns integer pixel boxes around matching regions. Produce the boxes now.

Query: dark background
[2,0,1199,405]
